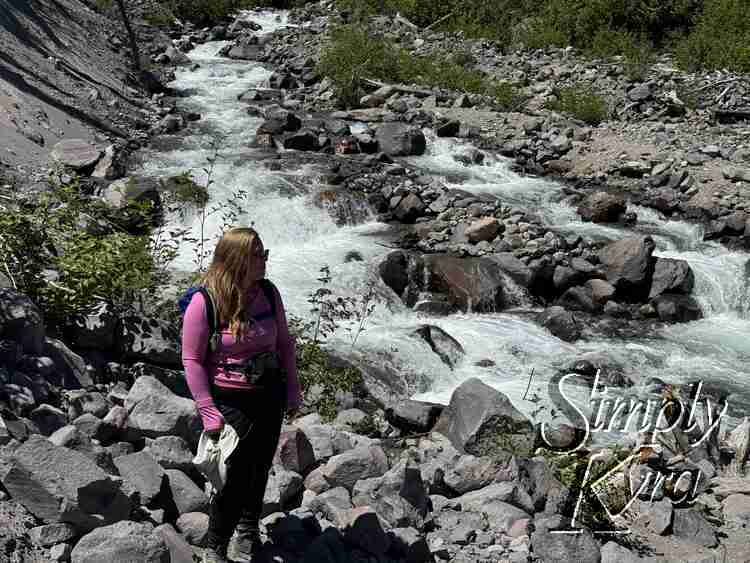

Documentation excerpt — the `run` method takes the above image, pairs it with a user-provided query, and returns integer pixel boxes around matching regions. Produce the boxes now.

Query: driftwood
[424,11,455,31]
[361,78,455,101]
[713,109,750,124]
[688,77,744,95]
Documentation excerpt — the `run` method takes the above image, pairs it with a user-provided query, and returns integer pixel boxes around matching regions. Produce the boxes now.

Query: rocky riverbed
[3,1,750,562]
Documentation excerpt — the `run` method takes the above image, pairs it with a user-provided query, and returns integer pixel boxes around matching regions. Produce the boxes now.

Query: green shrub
[547,84,610,125]
[675,0,750,72]
[317,25,522,109]
[0,181,162,332]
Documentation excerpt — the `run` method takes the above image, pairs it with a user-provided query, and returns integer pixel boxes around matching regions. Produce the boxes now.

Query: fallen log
[713,109,750,124]
[361,78,455,101]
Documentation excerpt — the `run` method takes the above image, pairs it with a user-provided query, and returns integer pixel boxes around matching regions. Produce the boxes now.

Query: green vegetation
[0,180,162,332]
[674,0,750,72]
[317,25,521,109]
[547,84,610,125]
[335,0,750,73]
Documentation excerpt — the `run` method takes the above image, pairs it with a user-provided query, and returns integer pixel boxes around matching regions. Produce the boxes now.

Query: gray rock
[722,493,750,527]
[453,481,534,515]
[394,193,426,223]
[600,540,643,562]
[118,316,180,367]
[722,167,750,183]
[642,498,673,534]
[102,176,160,210]
[153,523,194,563]
[649,257,694,299]
[49,543,72,562]
[412,325,464,368]
[125,376,200,444]
[442,453,512,496]
[434,377,535,457]
[333,409,368,430]
[307,486,353,527]
[175,512,209,546]
[536,306,581,342]
[92,145,123,180]
[113,451,166,506]
[263,468,303,514]
[165,469,208,515]
[70,520,169,563]
[2,435,130,531]
[299,423,353,462]
[672,508,716,547]
[627,84,652,101]
[0,288,45,355]
[531,515,600,563]
[728,417,750,470]
[465,217,500,242]
[389,527,432,563]
[320,445,388,491]
[43,337,93,389]
[143,435,195,474]
[275,426,316,474]
[352,457,430,529]
[50,139,102,171]
[386,400,444,434]
[28,522,76,547]
[578,192,626,223]
[653,294,702,322]
[342,506,391,555]
[375,123,426,156]
[598,236,656,301]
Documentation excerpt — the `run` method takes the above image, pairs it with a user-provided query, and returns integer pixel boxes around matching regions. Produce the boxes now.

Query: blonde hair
[202,227,261,337]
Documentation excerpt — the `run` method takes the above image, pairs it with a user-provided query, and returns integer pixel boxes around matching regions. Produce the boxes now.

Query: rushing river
[136,10,750,441]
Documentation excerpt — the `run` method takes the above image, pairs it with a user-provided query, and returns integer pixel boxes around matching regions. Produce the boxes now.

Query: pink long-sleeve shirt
[181,282,301,431]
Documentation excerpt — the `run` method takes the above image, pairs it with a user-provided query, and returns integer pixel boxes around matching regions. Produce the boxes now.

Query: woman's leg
[205,434,255,552]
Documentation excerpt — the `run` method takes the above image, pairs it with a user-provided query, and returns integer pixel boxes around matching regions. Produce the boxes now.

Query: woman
[181,227,301,563]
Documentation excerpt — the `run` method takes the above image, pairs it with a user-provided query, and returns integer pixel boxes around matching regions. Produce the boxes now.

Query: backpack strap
[252,279,276,323]
[197,287,219,354]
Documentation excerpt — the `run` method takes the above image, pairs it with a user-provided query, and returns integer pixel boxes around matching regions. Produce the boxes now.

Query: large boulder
[531,515,600,563]
[653,294,702,322]
[649,257,694,299]
[393,193,426,223]
[0,289,45,355]
[319,445,389,491]
[112,451,167,506]
[385,400,444,434]
[125,376,201,444]
[379,251,410,298]
[118,316,180,367]
[420,255,518,312]
[70,520,169,563]
[43,337,94,389]
[537,306,581,342]
[375,123,426,156]
[598,236,656,301]
[165,469,208,515]
[411,325,464,368]
[1,435,131,531]
[578,192,626,223]
[275,426,316,475]
[351,458,430,529]
[50,139,102,172]
[101,176,160,210]
[434,378,535,457]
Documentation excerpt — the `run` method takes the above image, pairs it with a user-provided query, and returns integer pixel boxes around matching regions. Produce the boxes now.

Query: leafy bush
[317,25,522,109]
[547,84,610,125]
[675,0,750,72]
[0,181,162,331]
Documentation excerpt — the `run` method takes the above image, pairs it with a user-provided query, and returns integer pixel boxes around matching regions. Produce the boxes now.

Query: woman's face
[243,238,267,288]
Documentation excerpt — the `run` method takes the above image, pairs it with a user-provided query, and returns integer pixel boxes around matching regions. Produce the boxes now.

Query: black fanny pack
[215,351,286,387]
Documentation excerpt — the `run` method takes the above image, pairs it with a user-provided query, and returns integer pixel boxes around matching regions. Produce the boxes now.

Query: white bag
[192,424,240,495]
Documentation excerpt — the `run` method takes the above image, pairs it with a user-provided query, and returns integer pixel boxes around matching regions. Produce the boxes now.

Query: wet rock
[434,377,535,457]
[70,520,169,563]
[578,192,627,223]
[412,325,464,368]
[283,129,318,151]
[649,257,694,299]
[537,306,581,342]
[436,120,460,137]
[375,123,426,156]
[598,236,656,301]
[394,193,426,223]
[653,294,702,322]
[465,217,500,243]
[50,139,102,172]
[379,250,410,298]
